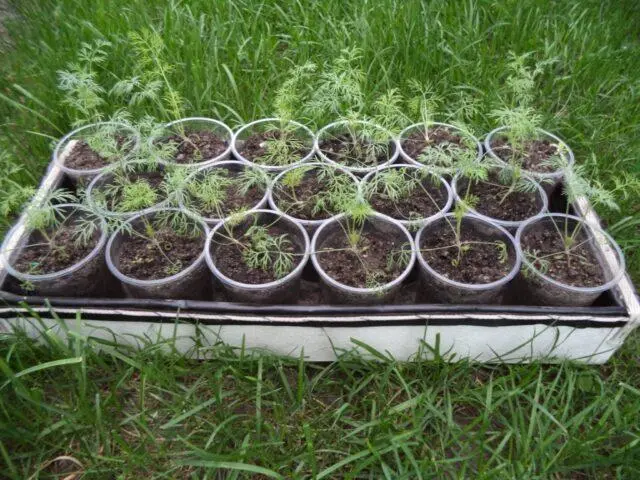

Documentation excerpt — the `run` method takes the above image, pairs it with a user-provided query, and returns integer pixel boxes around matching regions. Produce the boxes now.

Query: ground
[1,0,640,478]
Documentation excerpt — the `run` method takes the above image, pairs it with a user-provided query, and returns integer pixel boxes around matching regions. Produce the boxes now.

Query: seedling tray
[0,159,638,363]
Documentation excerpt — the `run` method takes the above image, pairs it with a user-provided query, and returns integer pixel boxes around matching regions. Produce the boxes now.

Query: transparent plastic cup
[150,117,233,168]
[232,118,315,173]
[86,160,170,220]
[451,171,549,232]
[314,120,399,175]
[398,122,483,168]
[52,122,140,184]
[1,204,110,297]
[205,209,310,303]
[515,213,625,307]
[179,160,269,226]
[484,126,575,193]
[268,162,360,233]
[311,213,416,305]
[361,164,453,230]
[415,214,521,304]
[106,208,211,300]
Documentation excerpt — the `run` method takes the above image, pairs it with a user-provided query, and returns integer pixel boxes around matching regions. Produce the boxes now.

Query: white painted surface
[1,316,623,363]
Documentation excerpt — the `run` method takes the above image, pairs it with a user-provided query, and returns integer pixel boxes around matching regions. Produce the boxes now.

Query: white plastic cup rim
[310,212,417,295]
[415,213,522,291]
[105,207,210,287]
[450,171,549,229]
[267,162,361,229]
[515,212,626,293]
[180,160,270,224]
[360,163,454,228]
[52,122,140,176]
[484,126,575,180]
[1,203,108,281]
[231,118,315,172]
[86,160,170,219]
[397,122,483,167]
[314,120,400,174]
[150,117,234,168]
[205,209,311,291]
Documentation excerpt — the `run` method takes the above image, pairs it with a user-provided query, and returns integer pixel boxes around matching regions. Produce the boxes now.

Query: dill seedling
[242,224,294,280]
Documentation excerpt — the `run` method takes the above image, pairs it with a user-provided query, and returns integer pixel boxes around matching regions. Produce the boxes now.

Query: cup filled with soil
[361,164,453,230]
[484,126,574,193]
[398,122,482,171]
[451,168,548,231]
[152,117,233,167]
[415,214,521,304]
[53,122,139,183]
[205,209,310,303]
[314,120,399,175]
[515,213,625,306]
[86,160,170,219]
[232,118,315,172]
[180,161,270,225]
[2,203,109,297]
[311,212,416,304]
[268,162,360,232]
[106,208,210,299]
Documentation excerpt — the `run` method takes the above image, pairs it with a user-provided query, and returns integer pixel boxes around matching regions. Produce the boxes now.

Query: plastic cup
[314,120,399,175]
[53,122,139,183]
[106,207,210,300]
[232,118,315,173]
[205,209,310,303]
[311,212,416,305]
[515,213,625,306]
[1,204,109,297]
[268,162,360,233]
[415,214,521,304]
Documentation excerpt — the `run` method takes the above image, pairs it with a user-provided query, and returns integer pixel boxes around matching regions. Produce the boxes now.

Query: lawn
[1,0,640,478]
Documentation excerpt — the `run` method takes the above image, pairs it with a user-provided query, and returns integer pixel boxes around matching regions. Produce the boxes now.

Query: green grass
[1,0,640,478]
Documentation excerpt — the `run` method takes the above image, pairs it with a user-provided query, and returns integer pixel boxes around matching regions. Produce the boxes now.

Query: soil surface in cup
[65,135,133,170]
[319,134,391,168]
[98,171,164,213]
[520,225,605,287]
[164,130,228,164]
[401,127,470,161]
[420,223,513,284]
[187,169,266,218]
[239,130,310,165]
[117,227,204,280]
[458,172,540,222]
[273,169,346,221]
[14,227,99,275]
[367,176,448,222]
[213,225,303,284]
[490,137,559,173]
[317,230,405,288]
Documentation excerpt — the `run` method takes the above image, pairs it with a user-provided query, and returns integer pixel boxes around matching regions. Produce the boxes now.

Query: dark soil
[458,172,540,222]
[319,134,391,168]
[14,227,99,275]
[520,225,605,287]
[65,135,133,170]
[273,171,338,220]
[317,230,405,288]
[401,127,469,161]
[213,225,302,284]
[420,223,513,284]
[368,176,448,221]
[117,227,204,280]
[490,137,559,173]
[239,130,310,165]
[164,130,228,164]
